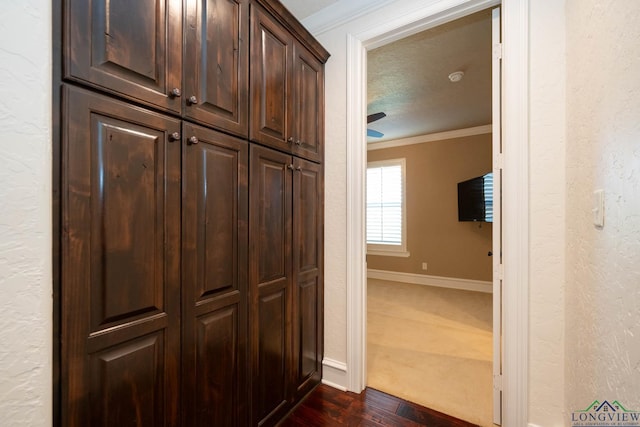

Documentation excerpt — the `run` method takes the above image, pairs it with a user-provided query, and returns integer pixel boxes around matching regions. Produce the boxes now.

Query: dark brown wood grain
[61,85,181,426]
[249,145,293,427]
[249,4,293,151]
[58,1,329,425]
[183,0,249,137]
[291,158,323,400]
[181,123,249,427]
[280,385,481,427]
[65,0,182,112]
[292,44,324,162]
[250,4,325,163]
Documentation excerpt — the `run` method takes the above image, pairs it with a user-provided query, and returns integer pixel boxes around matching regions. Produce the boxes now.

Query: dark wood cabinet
[61,85,182,426]
[249,146,324,426]
[249,145,293,426]
[250,4,325,163]
[181,123,249,427]
[291,45,324,162]
[65,0,183,113]
[183,0,249,137]
[65,0,249,137]
[58,1,328,426]
[249,5,293,153]
[291,157,323,399]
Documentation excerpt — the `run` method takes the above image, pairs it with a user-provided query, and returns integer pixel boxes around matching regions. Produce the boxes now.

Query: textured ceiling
[367,9,492,142]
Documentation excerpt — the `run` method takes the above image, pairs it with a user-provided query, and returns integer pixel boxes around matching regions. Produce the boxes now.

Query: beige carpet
[367,278,494,427]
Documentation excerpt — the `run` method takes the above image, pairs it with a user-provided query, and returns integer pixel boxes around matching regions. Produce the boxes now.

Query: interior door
[181,122,249,427]
[492,6,504,426]
[61,85,181,426]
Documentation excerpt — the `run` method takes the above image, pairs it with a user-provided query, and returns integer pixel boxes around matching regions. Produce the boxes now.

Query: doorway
[364,8,495,426]
[343,1,530,426]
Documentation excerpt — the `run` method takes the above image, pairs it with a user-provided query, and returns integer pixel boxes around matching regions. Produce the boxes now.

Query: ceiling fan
[367,112,386,138]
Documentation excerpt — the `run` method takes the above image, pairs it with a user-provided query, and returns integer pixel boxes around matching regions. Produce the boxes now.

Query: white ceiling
[280,1,493,144]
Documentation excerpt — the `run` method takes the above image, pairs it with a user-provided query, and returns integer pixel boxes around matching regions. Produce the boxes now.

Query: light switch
[593,189,604,228]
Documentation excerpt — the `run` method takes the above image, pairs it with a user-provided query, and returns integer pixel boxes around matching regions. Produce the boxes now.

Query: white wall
[528,1,566,425]
[565,0,640,417]
[311,0,567,424]
[0,1,52,425]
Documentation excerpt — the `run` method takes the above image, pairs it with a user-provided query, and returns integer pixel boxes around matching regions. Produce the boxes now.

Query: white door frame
[344,1,529,425]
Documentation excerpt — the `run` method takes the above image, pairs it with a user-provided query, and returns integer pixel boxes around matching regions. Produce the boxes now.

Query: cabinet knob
[295,140,302,146]
[296,166,302,171]
[188,136,199,145]
[287,164,294,170]
[287,137,294,144]
[188,95,198,105]
[169,131,180,141]
[170,88,181,97]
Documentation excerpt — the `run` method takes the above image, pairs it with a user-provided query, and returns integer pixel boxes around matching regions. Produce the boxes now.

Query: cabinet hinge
[495,153,504,170]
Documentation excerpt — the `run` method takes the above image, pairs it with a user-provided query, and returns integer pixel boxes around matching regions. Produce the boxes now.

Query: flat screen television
[457,172,493,222]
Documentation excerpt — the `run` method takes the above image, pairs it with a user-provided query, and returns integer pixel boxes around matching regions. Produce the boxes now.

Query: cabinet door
[182,123,249,427]
[61,85,181,427]
[184,0,249,137]
[249,145,293,427]
[292,44,324,163]
[249,5,294,152]
[65,0,182,113]
[291,157,324,399]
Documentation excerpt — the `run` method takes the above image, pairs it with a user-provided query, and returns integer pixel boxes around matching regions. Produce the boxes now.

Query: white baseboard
[321,358,348,391]
[367,269,492,293]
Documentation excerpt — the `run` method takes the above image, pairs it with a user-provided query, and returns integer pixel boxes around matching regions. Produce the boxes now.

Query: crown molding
[367,124,492,151]
[302,0,394,36]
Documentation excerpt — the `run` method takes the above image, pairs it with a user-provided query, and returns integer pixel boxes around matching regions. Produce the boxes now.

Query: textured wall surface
[0,1,52,425]
[528,1,567,425]
[565,0,640,418]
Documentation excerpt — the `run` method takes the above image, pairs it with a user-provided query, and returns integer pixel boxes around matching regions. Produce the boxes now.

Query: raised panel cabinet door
[249,145,293,427]
[65,0,182,112]
[181,123,249,427]
[292,43,324,163]
[61,85,181,426]
[249,4,294,152]
[184,0,249,137]
[291,157,324,400]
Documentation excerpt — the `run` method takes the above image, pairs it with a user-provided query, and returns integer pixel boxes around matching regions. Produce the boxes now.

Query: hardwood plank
[280,384,480,427]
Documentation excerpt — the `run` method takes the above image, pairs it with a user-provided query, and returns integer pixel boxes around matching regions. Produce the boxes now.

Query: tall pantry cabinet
[55,0,329,426]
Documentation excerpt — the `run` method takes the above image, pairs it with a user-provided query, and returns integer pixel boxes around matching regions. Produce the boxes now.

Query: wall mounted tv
[457,172,493,222]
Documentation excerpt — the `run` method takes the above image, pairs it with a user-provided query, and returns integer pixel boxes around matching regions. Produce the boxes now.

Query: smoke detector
[448,71,465,83]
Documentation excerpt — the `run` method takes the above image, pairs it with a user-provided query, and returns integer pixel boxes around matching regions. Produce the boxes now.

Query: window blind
[367,163,403,245]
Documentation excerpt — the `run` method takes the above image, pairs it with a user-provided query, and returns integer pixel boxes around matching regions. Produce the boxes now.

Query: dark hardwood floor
[279,384,480,427]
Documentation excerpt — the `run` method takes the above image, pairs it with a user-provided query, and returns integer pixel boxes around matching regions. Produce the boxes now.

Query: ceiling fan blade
[367,112,386,124]
[367,129,384,138]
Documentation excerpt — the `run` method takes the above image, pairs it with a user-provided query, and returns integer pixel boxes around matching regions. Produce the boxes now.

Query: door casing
[343,1,530,426]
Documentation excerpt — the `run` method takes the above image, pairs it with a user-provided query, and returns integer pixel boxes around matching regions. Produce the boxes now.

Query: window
[366,158,409,257]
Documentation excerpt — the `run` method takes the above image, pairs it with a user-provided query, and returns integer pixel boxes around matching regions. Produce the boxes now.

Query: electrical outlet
[421,262,428,271]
